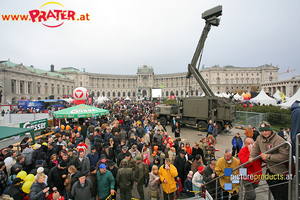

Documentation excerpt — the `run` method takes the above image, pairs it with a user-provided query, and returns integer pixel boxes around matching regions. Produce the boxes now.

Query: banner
[279,92,286,103]
[20,118,49,132]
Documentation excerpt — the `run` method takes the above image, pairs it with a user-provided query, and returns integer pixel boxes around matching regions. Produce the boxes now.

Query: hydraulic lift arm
[186,5,222,97]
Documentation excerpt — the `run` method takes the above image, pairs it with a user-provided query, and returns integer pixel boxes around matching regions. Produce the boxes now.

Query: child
[184,171,195,197]
[207,142,215,155]
[152,146,160,160]
[185,142,192,155]
[192,166,204,196]
[232,133,243,157]
[175,176,183,198]
[143,154,150,165]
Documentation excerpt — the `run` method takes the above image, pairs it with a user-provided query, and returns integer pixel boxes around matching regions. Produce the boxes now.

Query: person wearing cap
[116,146,129,167]
[129,145,141,161]
[249,121,289,200]
[215,149,240,200]
[119,152,135,170]
[159,158,178,200]
[78,150,90,175]
[96,164,115,200]
[134,155,148,200]
[174,149,186,185]
[87,147,99,168]
[184,171,194,197]
[67,148,79,168]
[106,160,119,200]
[35,167,48,185]
[192,166,204,196]
[203,160,219,199]
[48,160,68,194]
[4,177,22,200]
[239,137,262,200]
[71,172,93,200]
[116,158,134,200]
[87,166,97,200]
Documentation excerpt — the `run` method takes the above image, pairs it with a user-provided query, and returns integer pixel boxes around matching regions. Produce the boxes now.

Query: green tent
[53,104,109,119]
[0,126,35,143]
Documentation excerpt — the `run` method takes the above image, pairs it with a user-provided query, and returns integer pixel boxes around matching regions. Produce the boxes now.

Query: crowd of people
[0,100,292,200]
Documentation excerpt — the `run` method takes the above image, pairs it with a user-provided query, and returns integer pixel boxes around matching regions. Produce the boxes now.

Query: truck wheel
[217,122,223,133]
[159,117,167,126]
[197,121,207,131]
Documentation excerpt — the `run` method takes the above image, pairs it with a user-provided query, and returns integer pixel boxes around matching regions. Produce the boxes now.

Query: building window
[269,77,273,81]
[241,79,243,83]
[38,87,40,94]
[123,92,125,96]
[128,84,130,88]
[231,79,234,84]
[20,81,23,94]
[118,92,121,97]
[57,88,60,95]
[241,74,243,76]
[257,79,259,83]
[113,92,115,97]
[52,88,54,94]
[11,81,15,93]
[236,73,238,76]
[206,74,208,76]
[181,90,184,96]
[123,84,125,88]
[226,74,228,76]
[226,79,228,84]
[270,72,272,75]
[45,87,48,94]
[216,78,220,84]
[128,92,130,97]
[231,74,233,76]
[133,91,136,97]
[28,82,31,94]
[63,88,65,94]
[166,91,169,96]
[107,92,110,97]
[80,82,82,87]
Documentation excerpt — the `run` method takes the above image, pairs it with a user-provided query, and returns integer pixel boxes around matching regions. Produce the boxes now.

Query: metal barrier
[201,141,293,200]
[233,111,268,128]
[295,133,300,200]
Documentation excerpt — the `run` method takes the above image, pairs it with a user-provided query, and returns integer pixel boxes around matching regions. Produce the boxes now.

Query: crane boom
[186,5,222,97]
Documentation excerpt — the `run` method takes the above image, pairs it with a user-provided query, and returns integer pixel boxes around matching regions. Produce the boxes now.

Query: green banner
[19,118,49,132]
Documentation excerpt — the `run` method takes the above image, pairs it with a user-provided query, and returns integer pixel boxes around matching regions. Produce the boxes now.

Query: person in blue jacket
[231,133,243,157]
[87,147,99,167]
[290,100,300,156]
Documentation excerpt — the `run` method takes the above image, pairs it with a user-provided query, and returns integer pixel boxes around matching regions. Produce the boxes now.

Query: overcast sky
[1,0,299,80]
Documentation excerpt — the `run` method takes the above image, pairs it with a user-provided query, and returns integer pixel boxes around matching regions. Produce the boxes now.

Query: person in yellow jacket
[215,149,240,200]
[159,158,178,200]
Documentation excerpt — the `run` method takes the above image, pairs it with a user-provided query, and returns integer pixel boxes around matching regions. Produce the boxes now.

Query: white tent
[279,88,300,108]
[125,96,131,101]
[250,89,276,105]
[273,90,282,101]
[233,93,243,100]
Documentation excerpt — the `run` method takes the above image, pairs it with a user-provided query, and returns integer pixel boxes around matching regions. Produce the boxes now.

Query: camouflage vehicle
[155,5,236,133]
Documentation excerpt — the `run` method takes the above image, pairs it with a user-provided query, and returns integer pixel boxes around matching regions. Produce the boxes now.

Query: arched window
[216,77,220,84]
[166,91,169,97]
[97,91,100,97]
[170,91,174,95]
[128,92,130,97]
[107,92,110,97]
[181,90,184,96]
[112,92,115,97]
[191,90,194,96]
[102,91,105,96]
[123,92,125,97]
[118,92,121,97]
[133,91,136,97]
[176,91,178,96]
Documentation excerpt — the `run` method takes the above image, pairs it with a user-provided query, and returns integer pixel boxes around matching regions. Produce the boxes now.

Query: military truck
[155,5,236,133]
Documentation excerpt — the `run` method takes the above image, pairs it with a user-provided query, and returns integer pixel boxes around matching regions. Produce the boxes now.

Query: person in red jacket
[238,137,262,200]
[185,142,192,155]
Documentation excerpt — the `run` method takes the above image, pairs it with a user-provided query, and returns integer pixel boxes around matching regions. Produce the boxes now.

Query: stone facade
[0,60,280,104]
[261,75,300,97]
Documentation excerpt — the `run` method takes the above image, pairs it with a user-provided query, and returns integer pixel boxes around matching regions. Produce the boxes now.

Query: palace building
[0,59,281,104]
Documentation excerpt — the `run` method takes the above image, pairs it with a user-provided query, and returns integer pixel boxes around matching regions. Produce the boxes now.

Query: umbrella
[54,104,109,119]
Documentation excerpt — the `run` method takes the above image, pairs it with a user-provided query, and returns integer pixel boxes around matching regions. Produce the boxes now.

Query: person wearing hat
[77,150,90,174]
[192,166,205,196]
[87,166,97,200]
[32,144,43,163]
[87,147,99,168]
[106,160,119,200]
[184,171,194,197]
[249,121,289,200]
[30,159,49,176]
[129,145,141,161]
[4,177,22,200]
[96,154,108,170]
[174,149,186,185]
[134,155,148,200]
[116,158,134,200]
[119,152,135,170]
[48,160,68,194]
[71,172,93,200]
[96,164,115,200]
[100,144,115,162]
